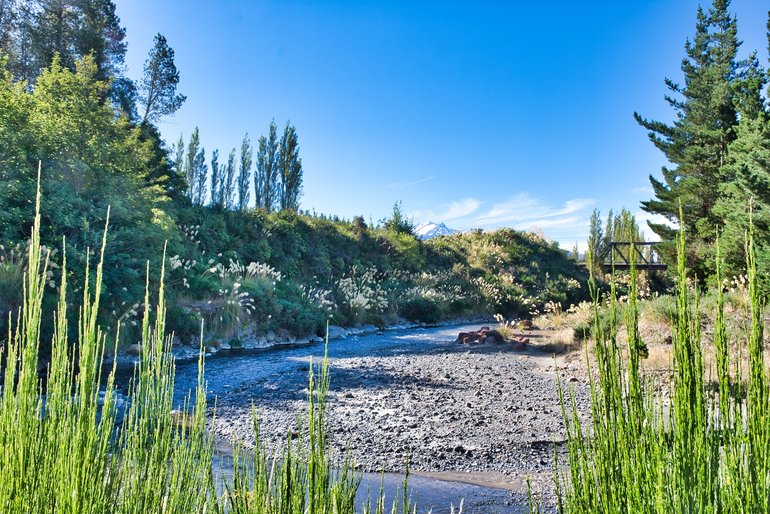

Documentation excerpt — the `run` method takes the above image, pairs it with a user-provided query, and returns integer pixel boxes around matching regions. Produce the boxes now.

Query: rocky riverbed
[168,323,590,510]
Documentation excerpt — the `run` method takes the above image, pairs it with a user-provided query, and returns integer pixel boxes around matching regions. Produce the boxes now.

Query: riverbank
[179,323,589,505]
[113,316,494,369]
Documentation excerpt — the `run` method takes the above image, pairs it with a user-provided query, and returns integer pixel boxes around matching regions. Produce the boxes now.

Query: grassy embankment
[0,180,423,513]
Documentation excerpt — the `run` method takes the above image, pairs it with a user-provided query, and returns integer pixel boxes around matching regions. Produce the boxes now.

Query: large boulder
[456,327,504,344]
[327,325,349,340]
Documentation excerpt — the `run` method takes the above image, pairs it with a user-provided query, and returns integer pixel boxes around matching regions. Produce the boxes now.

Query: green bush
[166,304,200,341]
[572,321,592,341]
[400,297,444,324]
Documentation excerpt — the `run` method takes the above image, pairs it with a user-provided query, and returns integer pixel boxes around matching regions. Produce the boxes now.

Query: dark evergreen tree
[635,0,744,277]
[0,0,18,57]
[73,0,125,81]
[712,29,770,287]
[138,33,185,125]
[278,121,302,211]
[2,0,128,90]
[8,1,37,84]
[237,133,251,210]
[30,0,79,72]
[138,123,184,200]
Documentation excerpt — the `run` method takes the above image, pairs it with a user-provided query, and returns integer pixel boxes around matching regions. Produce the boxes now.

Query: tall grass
[555,222,769,512]
[0,172,417,512]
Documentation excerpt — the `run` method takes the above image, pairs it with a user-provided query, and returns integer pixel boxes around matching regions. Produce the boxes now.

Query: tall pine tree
[138,33,185,125]
[635,0,744,278]
[711,18,770,287]
[73,0,126,82]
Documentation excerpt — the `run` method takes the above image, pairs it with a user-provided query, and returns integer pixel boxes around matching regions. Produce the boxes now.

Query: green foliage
[0,50,588,348]
[0,55,174,334]
[383,201,414,235]
[400,296,444,324]
[637,1,770,285]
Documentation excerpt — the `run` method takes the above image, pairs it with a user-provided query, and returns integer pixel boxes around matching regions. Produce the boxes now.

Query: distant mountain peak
[414,221,457,240]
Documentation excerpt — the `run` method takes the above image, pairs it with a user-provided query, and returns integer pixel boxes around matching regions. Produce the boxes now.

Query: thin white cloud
[385,176,435,189]
[439,198,481,221]
[473,194,595,225]
[516,216,582,229]
[408,198,481,224]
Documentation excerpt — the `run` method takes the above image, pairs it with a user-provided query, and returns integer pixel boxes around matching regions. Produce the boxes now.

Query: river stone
[125,343,142,356]
[359,324,379,335]
[266,330,277,342]
[327,325,349,339]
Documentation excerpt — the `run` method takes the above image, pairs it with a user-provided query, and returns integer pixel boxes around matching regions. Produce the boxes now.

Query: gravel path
[172,324,590,509]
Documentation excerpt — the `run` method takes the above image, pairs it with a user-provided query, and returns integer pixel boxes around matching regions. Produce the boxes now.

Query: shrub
[166,304,200,341]
[400,296,444,324]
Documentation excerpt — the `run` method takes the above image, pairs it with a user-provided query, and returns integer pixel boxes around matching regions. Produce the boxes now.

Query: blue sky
[115,1,769,250]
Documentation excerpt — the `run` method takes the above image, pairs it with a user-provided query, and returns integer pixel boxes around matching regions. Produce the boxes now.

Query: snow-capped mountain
[414,221,458,240]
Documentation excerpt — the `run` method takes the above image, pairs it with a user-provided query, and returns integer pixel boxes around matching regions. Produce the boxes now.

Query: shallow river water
[135,324,555,513]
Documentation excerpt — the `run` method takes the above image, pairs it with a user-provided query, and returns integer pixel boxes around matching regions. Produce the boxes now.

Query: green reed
[555,220,769,513]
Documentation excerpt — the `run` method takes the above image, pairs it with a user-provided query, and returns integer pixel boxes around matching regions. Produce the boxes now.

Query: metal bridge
[599,241,667,272]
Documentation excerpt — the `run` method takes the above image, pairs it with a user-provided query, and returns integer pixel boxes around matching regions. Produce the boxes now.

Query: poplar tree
[172,133,185,191]
[237,133,252,210]
[185,127,207,204]
[635,0,743,276]
[587,209,603,274]
[256,120,279,212]
[278,121,303,211]
[194,145,207,206]
[223,148,236,209]
[209,149,220,207]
